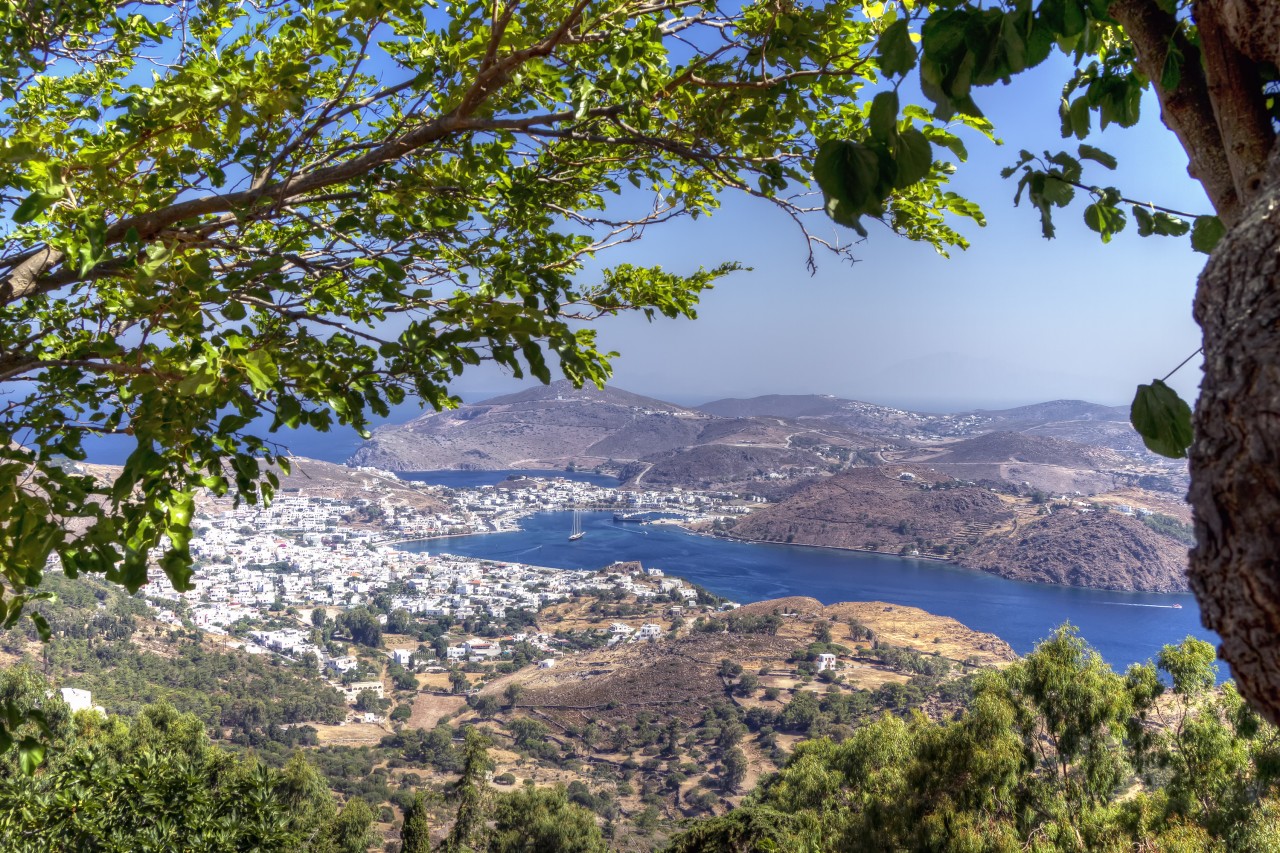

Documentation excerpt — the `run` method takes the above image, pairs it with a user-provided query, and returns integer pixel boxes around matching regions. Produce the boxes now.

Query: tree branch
[1194,0,1277,206]
[1109,0,1242,225]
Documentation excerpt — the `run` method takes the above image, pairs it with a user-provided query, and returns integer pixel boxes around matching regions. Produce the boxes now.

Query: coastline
[680,523,1191,596]
[386,509,1191,597]
[678,523,954,563]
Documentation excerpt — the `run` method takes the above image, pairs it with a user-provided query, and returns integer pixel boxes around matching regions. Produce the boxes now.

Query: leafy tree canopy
[0,0,987,633]
[0,666,345,851]
[667,630,1280,852]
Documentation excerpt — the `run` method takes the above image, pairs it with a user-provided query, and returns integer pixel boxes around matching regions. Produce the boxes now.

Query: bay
[400,510,1221,673]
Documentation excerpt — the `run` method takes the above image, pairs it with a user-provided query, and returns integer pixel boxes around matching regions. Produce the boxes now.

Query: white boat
[568,509,585,541]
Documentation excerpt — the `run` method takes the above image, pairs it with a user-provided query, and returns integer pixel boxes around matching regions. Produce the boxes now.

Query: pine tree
[442,728,492,853]
[400,791,431,853]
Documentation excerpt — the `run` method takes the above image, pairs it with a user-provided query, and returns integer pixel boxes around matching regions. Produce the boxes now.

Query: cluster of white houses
[137,474,738,719]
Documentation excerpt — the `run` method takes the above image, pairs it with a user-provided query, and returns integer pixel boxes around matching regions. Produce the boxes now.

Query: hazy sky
[454,58,1209,414]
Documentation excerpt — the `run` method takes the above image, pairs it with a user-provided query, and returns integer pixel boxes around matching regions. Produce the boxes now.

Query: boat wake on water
[1100,602,1184,609]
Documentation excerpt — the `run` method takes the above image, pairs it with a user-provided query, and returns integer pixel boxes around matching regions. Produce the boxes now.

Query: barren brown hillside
[727,468,1014,552]
[480,597,1015,732]
[918,431,1125,469]
[958,510,1189,592]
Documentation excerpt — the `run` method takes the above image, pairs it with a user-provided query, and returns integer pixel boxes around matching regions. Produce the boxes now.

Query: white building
[60,687,104,714]
[816,653,838,672]
[343,681,385,702]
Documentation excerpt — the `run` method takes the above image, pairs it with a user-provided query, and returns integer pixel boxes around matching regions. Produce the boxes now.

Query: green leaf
[1078,144,1117,169]
[1066,97,1090,139]
[1191,215,1226,254]
[1083,202,1126,242]
[814,139,884,233]
[1135,207,1191,238]
[1161,41,1184,90]
[17,738,45,774]
[893,129,933,187]
[13,187,63,224]
[1131,379,1193,458]
[1153,212,1190,236]
[868,91,899,143]
[1133,206,1155,236]
[1038,174,1075,206]
[877,19,917,77]
[240,350,278,393]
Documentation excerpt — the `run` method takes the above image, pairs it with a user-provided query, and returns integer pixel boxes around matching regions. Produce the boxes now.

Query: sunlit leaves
[1078,144,1117,169]
[813,88,972,239]
[1191,215,1227,254]
[12,183,65,223]
[4,0,977,661]
[1083,199,1126,242]
[1133,206,1190,237]
[1131,379,1194,458]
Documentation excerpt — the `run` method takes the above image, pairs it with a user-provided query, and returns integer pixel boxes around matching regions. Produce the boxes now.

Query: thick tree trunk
[1190,147,1280,723]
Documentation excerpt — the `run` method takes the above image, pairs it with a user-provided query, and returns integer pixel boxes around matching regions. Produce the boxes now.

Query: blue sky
[455,56,1210,413]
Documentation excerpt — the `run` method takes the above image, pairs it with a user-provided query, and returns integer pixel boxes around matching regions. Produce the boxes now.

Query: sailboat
[568,509,585,541]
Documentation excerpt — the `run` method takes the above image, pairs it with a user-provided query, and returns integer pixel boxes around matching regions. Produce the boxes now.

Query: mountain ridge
[349,383,1170,487]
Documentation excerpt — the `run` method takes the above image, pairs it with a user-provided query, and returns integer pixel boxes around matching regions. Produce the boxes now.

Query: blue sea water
[400,510,1221,674]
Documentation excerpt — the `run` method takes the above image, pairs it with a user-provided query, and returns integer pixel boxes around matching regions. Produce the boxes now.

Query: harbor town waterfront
[401,508,1217,672]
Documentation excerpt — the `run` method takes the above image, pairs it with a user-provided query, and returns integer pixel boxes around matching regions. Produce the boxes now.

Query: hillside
[720,468,1191,591]
[894,431,1129,494]
[624,444,832,492]
[446,591,1016,845]
[346,382,1187,499]
[276,456,446,511]
[725,468,1015,553]
[64,455,446,515]
[348,382,871,485]
[958,509,1190,592]
[697,394,851,419]
[920,432,1124,470]
[489,597,1014,729]
[966,400,1151,453]
[349,381,712,471]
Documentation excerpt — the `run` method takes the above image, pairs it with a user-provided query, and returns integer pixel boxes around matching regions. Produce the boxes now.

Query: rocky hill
[921,432,1124,470]
[726,468,1015,553]
[274,456,446,512]
[967,400,1149,453]
[349,381,715,471]
[720,467,1191,591]
[66,455,446,515]
[348,383,1186,497]
[958,509,1190,592]
[491,596,1014,730]
[623,444,831,493]
[894,431,1131,494]
[348,382,871,484]
[697,394,852,419]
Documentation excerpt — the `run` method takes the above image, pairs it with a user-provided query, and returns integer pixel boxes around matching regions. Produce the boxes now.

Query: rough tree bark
[1190,146,1280,723]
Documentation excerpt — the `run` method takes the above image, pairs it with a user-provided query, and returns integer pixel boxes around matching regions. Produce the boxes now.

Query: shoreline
[680,523,954,563]
[387,509,1192,598]
[679,524,1191,596]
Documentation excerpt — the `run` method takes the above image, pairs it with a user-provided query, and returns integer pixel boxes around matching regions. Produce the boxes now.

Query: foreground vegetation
[667,630,1280,852]
[2,615,1276,851]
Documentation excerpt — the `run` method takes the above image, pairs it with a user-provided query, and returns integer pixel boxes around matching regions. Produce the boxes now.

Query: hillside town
[144,472,738,721]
